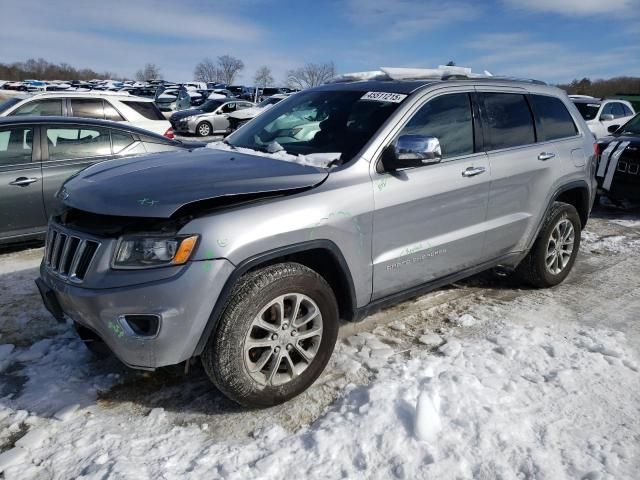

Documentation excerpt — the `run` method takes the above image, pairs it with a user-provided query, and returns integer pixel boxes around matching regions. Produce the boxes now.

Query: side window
[47,127,111,161]
[530,95,577,141]
[480,93,535,150]
[222,102,236,113]
[237,102,252,110]
[111,131,136,154]
[104,102,125,121]
[398,93,474,158]
[121,101,165,120]
[601,103,614,117]
[11,99,62,116]
[621,104,633,116]
[70,99,105,119]
[0,127,33,166]
[611,103,625,119]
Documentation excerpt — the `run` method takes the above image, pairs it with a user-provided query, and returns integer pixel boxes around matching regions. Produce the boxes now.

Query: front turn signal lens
[172,235,199,265]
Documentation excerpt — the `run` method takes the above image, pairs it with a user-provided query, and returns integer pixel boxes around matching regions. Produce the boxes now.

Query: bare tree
[217,55,244,85]
[135,63,161,82]
[194,58,220,83]
[286,61,336,90]
[254,66,274,88]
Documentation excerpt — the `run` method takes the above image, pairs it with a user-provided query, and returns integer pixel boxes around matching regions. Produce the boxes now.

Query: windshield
[0,97,21,114]
[227,89,405,164]
[574,102,601,121]
[620,113,640,135]
[201,99,223,112]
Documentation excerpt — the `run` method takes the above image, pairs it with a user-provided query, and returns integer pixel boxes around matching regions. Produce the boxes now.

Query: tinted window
[611,103,625,119]
[111,131,135,154]
[12,99,62,116]
[574,102,600,121]
[0,98,21,114]
[531,95,577,141]
[0,127,33,165]
[121,101,165,120]
[70,99,104,119]
[47,127,111,160]
[104,101,125,121]
[621,104,633,116]
[399,93,474,158]
[601,103,614,117]
[201,99,224,112]
[221,102,236,113]
[480,93,535,150]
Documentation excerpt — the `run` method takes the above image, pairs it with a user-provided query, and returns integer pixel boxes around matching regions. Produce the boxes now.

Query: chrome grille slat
[44,225,100,284]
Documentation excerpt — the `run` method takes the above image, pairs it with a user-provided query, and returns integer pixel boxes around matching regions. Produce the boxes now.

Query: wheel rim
[198,123,210,136]
[243,293,323,387]
[545,218,575,275]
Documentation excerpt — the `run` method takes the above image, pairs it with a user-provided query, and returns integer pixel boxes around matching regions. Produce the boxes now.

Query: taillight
[163,127,174,139]
[594,143,601,156]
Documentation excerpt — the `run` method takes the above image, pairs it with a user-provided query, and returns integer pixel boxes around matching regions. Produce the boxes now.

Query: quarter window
[0,127,33,166]
[398,93,474,158]
[11,99,62,116]
[530,95,577,141]
[47,127,111,161]
[104,102,125,121]
[479,93,535,150]
[70,99,104,119]
[111,131,136,154]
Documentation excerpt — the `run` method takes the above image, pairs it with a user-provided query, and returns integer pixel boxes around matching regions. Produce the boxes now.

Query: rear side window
[70,99,104,119]
[11,99,62,116]
[480,93,535,150]
[399,93,474,158]
[46,127,111,161]
[104,101,125,121]
[111,131,135,154]
[621,104,633,116]
[530,95,577,141]
[122,101,165,120]
[0,127,33,165]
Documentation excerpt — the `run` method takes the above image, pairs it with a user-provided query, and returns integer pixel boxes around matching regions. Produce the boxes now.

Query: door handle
[538,152,556,161]
[461,166,486,177]
[9,177,38,187]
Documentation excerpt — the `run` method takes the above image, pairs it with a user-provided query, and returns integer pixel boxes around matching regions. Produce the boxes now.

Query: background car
[570,96,635,138]
[226,85,255,101]
[0,116,204,244]
[227,94,288,132]
[170,98,254,136]
[0,91,173,137]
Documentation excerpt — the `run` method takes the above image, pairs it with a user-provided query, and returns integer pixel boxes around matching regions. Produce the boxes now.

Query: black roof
[0,115,168,140]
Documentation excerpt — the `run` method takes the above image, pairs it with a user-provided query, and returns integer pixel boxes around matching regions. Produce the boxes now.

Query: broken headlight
[112,235,199,269]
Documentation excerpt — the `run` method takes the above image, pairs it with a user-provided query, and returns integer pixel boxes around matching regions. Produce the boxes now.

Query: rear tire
[196,121,212,137]
[201,262,339,407]
[516,202,581,288]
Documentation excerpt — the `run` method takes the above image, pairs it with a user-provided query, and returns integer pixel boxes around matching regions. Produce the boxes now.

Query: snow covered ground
[0,205,639,479]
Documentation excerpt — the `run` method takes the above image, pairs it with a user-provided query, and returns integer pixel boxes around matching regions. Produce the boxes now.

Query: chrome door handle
[9,177,38,187]
[461,166,486,177]
[538,152,556,161]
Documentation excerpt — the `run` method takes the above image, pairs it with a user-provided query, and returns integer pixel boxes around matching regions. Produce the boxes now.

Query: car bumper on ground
[37,258,235,369]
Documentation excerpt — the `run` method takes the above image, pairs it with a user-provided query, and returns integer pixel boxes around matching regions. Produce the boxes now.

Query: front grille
[45,226,100,283]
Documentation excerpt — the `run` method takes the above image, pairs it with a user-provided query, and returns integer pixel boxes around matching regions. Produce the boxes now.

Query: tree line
[556,77,640,97]
[0,58,116,81]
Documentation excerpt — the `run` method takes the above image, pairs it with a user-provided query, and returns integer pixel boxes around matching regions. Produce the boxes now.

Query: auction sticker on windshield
[361,92,407,103]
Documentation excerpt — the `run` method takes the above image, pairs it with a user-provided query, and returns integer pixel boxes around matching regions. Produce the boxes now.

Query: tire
[516,202,581,288]
[201,262,339,407]
[196,121,212,137]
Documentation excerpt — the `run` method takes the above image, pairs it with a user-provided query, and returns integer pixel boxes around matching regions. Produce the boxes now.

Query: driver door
[370,90,491,299]
[213,102,235,133]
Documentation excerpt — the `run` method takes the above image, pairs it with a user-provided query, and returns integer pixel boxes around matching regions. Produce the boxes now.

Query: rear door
[478,89,572,258]
[0,124,46,239]
[41,124,114,217]
[371,89,491,299]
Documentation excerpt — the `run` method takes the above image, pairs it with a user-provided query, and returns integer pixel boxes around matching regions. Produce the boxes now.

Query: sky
[1,0,639,85]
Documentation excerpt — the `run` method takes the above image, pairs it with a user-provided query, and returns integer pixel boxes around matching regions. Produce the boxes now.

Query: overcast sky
[1,0,639,84]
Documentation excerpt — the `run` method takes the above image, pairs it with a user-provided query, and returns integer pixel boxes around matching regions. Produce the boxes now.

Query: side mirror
[379,135,442,172]
[600,114,614,121]
[607,124,620,134]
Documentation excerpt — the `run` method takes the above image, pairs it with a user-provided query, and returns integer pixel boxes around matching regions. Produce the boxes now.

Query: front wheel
[195,121,212,137]
[516,202,581,288]
[201,262,339,407]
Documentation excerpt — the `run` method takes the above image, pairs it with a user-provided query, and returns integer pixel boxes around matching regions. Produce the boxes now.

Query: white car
[0,91,172,137]
[570,96,635,138]
[227,94,289,132]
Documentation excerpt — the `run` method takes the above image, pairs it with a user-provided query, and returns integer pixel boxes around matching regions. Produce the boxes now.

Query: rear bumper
[37,258,235,369]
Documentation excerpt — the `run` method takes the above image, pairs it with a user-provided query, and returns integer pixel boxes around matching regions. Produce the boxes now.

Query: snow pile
[581,231,640,254]
[207,141,340,168]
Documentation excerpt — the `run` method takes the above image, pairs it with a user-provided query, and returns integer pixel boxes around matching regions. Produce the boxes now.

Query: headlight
[112,235,199,269]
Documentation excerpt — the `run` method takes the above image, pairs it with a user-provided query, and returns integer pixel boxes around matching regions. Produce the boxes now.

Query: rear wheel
[517,202,581,288]
[201,262,339,407]
[196,121,212,137]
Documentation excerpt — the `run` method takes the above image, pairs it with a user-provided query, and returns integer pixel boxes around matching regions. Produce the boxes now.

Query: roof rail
[326,65,546,85]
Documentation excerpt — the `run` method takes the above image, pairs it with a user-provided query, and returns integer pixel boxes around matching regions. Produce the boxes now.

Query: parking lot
[1,201,639,478]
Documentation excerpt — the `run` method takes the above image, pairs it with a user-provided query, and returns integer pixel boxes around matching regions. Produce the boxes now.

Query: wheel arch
[193,240,357,356]
[553,181,591,228]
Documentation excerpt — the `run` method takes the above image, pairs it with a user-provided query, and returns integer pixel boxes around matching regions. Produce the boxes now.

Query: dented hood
[60,147,328,218]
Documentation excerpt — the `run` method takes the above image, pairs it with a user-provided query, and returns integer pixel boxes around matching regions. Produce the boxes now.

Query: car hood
[170,108,204,121]
[60,148,329,218]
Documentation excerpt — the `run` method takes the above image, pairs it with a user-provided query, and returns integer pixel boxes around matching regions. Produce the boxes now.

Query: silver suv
[36,70,597,407]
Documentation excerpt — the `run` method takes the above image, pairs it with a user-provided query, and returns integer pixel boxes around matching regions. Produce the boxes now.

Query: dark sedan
[596,113,640,202]
[0,116,204,244]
